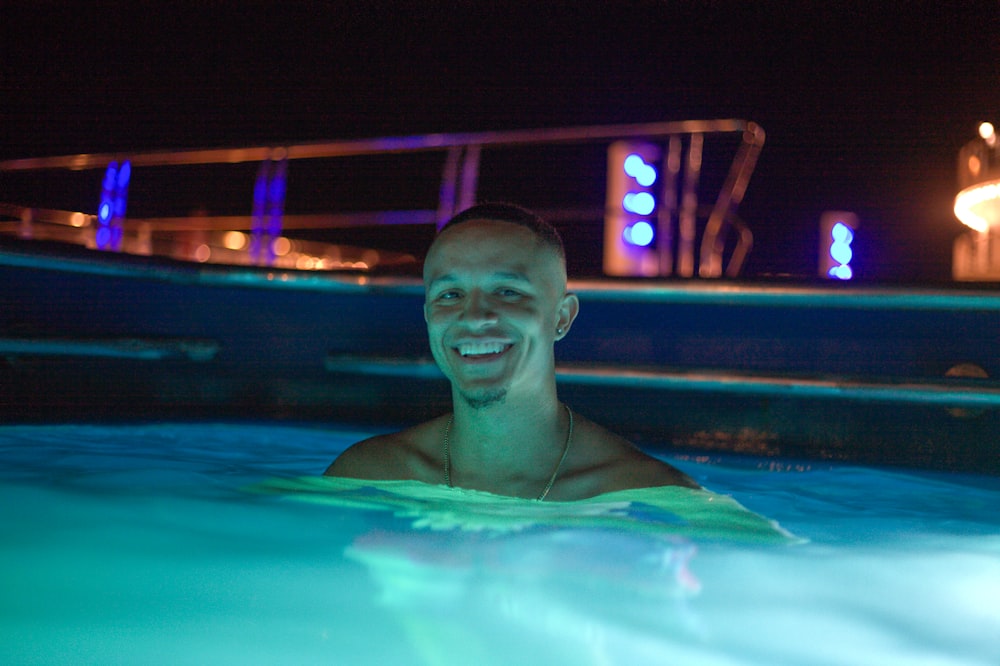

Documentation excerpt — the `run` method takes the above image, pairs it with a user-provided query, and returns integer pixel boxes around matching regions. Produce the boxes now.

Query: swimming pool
[3,239,999,474]
[2,422,997,665]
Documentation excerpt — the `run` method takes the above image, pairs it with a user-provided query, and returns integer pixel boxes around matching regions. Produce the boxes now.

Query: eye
[435,289,462,301]
[496,287,523,298]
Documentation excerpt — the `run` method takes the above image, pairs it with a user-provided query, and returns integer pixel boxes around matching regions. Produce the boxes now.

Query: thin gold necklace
[443,404,573,502]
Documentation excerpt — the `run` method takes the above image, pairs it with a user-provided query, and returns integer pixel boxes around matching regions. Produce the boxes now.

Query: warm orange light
[271,237,292,256]
[296,255,319,270]
[195,244,212,262]
[979,122,995,142]
[968,155,981,178]
[222,231,247,250]
[954,179,1000,232]
[69,212,88,228]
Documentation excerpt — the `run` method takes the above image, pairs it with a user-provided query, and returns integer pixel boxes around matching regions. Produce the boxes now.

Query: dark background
[3,0,999,281]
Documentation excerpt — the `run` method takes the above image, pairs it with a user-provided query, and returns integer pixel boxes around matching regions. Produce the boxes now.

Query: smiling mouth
[454,341,511,358]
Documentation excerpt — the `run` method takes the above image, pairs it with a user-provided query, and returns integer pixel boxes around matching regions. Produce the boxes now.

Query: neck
[445,392,571,494]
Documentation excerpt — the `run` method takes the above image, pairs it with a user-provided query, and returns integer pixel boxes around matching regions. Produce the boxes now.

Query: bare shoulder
[324,418,445,482]
[564,413,699,495]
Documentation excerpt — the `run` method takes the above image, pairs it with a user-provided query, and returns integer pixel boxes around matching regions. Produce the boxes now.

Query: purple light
[95,227,111,248]
[102,163,118,190]
[117,161,131,188]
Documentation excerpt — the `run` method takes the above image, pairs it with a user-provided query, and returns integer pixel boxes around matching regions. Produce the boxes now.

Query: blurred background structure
[3,1,1000,281]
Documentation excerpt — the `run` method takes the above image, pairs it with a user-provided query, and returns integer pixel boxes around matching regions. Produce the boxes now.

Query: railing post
[700,127,763,277]
[436,146,463,228]
[250,153,287,265]
[676,133,702,277]
[96,160,130,251]
[657,135,682,276]
[19,207,34,239]
[458,144,481,211]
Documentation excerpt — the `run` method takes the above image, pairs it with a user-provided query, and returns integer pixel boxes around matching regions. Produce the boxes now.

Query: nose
[461,290,498,327]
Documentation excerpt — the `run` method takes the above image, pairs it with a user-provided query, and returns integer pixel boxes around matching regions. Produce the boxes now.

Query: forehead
[423,219,564,282]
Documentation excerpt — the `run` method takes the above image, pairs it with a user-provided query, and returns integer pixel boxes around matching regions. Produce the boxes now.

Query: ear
[554,293,580,341]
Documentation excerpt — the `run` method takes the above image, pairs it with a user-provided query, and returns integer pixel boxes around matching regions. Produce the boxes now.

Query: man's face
[423,219,576,409]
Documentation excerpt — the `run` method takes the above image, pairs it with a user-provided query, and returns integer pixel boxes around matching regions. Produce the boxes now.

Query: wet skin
[326,218,698,498]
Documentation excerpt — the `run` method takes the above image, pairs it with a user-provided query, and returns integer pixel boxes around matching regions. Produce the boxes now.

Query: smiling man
[325,203,697,500]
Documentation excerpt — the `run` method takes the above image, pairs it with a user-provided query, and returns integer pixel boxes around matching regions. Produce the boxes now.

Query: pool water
[1,422,998,665]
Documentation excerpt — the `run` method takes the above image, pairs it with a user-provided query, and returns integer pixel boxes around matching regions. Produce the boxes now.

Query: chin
[459,388,508,410]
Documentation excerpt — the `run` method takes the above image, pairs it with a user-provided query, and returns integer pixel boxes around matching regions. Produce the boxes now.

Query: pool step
[0,337,219,361]
[324,354,1000,409]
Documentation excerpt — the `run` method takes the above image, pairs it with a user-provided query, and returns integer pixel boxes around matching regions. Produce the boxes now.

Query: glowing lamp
[979,122,996,147]
[250,157,288,265]
[117,161,131,187]
[829,223,854,265]
[819,211,858,280]
[271,236,292,256]
[623,153,657,187]
[622,192,655,215]
[96,160,130,251]
[623,221,655,247]
[223,231,247,250]
[604,140,662,277]
[954,179,1000,233]
[829,264,853,280]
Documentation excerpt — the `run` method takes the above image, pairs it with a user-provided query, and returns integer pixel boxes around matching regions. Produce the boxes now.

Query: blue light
[96,160,130,252]
[831,222,854,244]
[117,161,131,188]
[623,221,654,247]
[827,221,855,280]
[623,153,657,187]
[269,173,286,200]
[829,264,853,280]
[95,227,111,248]
[103,163,118,190]
[830,243,853,265]
[254,174,269,207]
[622,191,655,215]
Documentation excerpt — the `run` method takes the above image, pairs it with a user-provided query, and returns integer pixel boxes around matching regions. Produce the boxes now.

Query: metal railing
[0,119,764,276]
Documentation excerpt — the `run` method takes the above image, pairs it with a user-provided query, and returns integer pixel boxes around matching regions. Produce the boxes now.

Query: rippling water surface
[2,423,998,665]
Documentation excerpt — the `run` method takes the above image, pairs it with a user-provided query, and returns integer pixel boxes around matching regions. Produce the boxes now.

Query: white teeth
[457,342,507,356]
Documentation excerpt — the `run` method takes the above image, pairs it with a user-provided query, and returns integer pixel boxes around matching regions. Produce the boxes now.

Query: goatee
[462,389,507,410]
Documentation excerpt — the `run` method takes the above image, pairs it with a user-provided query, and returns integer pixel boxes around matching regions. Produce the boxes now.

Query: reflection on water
[250,476,789,664]
[346,527,703,664]
[255,472,794,646]
[1,423,998,665]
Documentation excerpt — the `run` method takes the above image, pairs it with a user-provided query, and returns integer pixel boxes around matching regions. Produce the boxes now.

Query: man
[326,203,697,500]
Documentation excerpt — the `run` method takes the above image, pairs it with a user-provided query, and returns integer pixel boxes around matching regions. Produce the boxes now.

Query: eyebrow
[426,270,532,289]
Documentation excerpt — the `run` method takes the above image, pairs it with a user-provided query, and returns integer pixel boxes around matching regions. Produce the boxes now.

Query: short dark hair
[439,203,565,260]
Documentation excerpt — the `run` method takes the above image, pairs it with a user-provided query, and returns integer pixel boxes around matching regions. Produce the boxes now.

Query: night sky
[4,1,999,281]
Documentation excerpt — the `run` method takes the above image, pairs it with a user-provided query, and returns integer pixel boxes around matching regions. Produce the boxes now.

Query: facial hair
[461,388,507,410]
